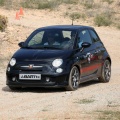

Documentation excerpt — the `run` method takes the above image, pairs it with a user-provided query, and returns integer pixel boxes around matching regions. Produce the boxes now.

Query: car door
[75,29,98,80]
[89,29,105,75]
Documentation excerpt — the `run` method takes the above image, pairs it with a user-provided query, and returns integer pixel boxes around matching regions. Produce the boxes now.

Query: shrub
[80,0,94,9]
[116,24,120,30]
[0,0,4,6]
[62,0,79,4]
[38,1,60,10]
[21,0,79,9]
[21,0,61,10]
[38,2,52,9]
[94,14,112,27]
[0,15,8,32]
[21,0,37,9]
[69,12,81,20]
[102,0,113,4]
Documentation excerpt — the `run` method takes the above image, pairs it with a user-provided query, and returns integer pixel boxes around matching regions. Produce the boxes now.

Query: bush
[0,15,8,32]
[21,0,37,9]
[21,0,79,9]
[21,0,61,9]
[116,24,120,30]
[69,12,81,20]
[102,0,113,4]
[94,14,112,27]
[62,0,79,4]
[38,1,60,10]
[0,0,4,6]
[38,2,52,9]
[80,0,94,9]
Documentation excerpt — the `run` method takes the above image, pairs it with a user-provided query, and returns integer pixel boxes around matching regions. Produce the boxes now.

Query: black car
[6,25,111,91]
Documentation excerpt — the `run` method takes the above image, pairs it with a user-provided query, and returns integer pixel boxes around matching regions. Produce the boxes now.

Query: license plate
[19,74,41,80]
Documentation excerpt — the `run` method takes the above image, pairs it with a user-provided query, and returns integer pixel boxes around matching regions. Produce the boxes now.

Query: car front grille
[15,64,53,73]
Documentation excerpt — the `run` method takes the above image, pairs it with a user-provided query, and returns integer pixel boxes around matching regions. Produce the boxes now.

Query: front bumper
[6,71,69,88]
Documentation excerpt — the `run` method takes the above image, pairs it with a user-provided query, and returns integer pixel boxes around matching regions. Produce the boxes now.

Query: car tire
[66,66,80,91]
[8,86,21,90]
[99,60,111,83]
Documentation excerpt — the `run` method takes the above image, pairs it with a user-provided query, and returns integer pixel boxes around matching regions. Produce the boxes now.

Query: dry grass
[97,110,120,120]
[74,98,95,104]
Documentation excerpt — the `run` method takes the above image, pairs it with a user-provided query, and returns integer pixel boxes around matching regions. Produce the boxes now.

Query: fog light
[7,67,10,72]
[56,68,63,73]
[12,77,16,81]
[46,77,50,82]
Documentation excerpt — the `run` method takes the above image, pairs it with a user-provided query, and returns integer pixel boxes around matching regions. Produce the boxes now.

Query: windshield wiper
[43,46,61,49]
[34,46,62,50]
[23,46,61,50]
[23,46,34,49]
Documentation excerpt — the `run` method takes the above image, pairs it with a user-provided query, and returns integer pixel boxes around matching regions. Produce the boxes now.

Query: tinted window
[77,29,92,48]
[28,31,44,46]
[26,29,77,50]
[89,30,100,42]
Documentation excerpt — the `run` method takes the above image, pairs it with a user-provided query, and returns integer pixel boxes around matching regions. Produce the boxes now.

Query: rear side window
[89,30,100,42]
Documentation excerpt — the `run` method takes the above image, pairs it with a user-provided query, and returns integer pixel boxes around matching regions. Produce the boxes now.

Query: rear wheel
[66,66,80,91]
[99,60,111,82]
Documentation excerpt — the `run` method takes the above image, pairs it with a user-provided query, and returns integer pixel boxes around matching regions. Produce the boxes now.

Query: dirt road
[0,8,120,120]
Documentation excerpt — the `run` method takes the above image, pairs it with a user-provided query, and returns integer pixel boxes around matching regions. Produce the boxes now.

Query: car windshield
[25,29,77,50]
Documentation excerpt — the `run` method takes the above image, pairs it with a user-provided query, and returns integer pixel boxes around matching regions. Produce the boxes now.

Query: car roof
[36,25,94,30]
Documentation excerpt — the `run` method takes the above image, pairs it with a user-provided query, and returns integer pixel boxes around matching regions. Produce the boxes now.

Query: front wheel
[66,66,80,91]
[99,60,111,82]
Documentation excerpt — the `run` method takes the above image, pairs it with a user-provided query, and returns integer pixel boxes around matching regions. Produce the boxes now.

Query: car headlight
[52,59,63,67]
[9,58,16,66]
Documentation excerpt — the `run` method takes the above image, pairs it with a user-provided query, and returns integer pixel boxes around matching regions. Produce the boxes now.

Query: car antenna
[72,19,74,25]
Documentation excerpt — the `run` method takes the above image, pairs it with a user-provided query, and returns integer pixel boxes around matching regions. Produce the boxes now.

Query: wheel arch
[106,57,111,65]
[73,65,81,75]
[102,51,111,65]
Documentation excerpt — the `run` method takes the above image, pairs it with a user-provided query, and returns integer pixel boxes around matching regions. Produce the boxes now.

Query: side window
[28,31,44,46]
[62,31,71,39]
[77,29,92,48]
[89,30,100,42]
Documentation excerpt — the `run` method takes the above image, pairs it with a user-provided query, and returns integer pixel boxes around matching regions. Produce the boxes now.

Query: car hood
[12,48,73,61]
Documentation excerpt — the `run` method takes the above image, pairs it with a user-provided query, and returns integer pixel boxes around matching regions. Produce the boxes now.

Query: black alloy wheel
[66,66,80,91]
[99,60,111,82]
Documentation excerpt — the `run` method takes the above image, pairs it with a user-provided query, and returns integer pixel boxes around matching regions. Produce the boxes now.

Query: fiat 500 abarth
[6,25,111,91]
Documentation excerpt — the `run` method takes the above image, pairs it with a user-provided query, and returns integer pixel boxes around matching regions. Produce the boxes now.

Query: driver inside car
[44,33,60,45]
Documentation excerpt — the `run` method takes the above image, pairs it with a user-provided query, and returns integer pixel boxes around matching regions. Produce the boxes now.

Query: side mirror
[81,42,91,48]
[18,42,25,48]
